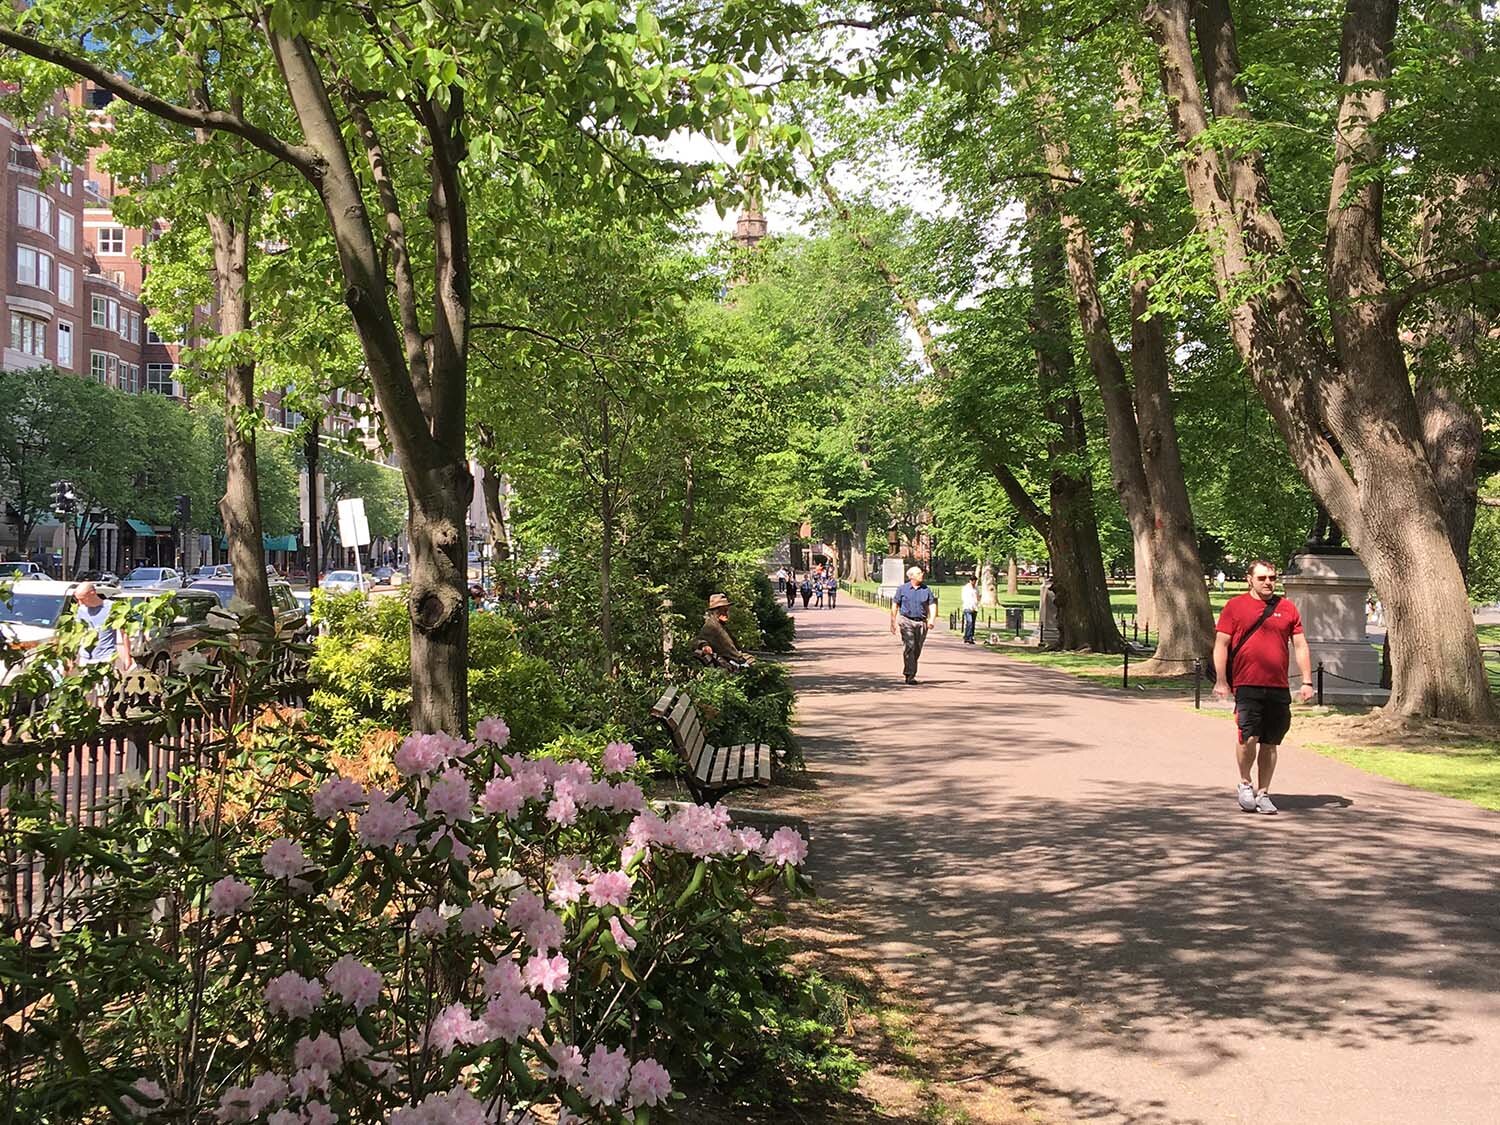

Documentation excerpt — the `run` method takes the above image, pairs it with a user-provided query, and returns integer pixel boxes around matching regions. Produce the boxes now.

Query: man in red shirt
[1211,560,1315,814]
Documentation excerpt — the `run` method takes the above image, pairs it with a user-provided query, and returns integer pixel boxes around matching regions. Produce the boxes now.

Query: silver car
[319,570,369,594]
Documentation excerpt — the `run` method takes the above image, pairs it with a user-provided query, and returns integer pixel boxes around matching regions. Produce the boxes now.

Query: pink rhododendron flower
[509,761,549,801]
[393,730,471,777]
[124,1078,164,1117]
[458,902,496,935]
[427,767,474,822]
[261,838,309,881]
[629,1057,673,1107]
[735,826,766,854]
[482,988,544,1042]
[303,1103,336,1125]
[481,958,523,995]
[267,1109,299,1125]
[762,826,809,867]
[545,793,577,826]
[522,952,570,994]
[289,1064,330,1100]
[505,889,544,930]
[609,915,638,952]
[478,775,523,818]
[588,870,633,908]
[217,1072,288,1121]
[664,803,736,857]
[426,826,472,865]
[626,811,668,848]
[294,1033,341,1074]
[412,907,447,938]
[474,716,511,748]
[547,1041,586,1084]
[525,910,565,953]
[608,780,646,813]
[389,1086,488,1125]
[208,876,253,917]
[324,955,382,1013]
[358,790,420,849]
[579,1044,631,1106]
[339,1026,372,1061]
[264,971,323,1018]
[549,856,588,906]
[602,741,637,774]
[311,776,365,819]
[430,1002,487,1054]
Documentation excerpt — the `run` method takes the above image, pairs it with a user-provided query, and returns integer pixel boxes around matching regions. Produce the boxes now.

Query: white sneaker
[1256,792,1278,815]
[1236,782,1258,813]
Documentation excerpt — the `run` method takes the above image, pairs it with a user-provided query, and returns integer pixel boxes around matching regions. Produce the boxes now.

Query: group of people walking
[776,566,838,611]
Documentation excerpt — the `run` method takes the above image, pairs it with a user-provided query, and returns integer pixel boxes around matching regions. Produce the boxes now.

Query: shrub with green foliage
[309,593,566,755]
[747,571,795,652]
[684,662,798,765]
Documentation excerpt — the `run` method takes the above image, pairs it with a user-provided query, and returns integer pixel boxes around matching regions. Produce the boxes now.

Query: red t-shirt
[1216,593,1303,688]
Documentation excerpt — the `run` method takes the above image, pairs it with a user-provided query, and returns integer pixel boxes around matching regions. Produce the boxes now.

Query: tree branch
[0,28,319,177]
[1390,258,1500,317]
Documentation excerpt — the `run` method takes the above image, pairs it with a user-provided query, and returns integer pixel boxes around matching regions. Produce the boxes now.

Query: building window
[96,226,126,255]
[128,311,140,343]
[121,361,138,393]
[107,299,118,333]
[57,211,74,251]
[16,187,52,233]
[9,312,46,356]
[16,245,52,291]
[90,351,108,383]
[145,362,175,395]
[91,294,107,327]
[58,157,73,195]
[146,325,163,344]
[9,142,34,168]
[56,264,73,305]
[56,320,73,368]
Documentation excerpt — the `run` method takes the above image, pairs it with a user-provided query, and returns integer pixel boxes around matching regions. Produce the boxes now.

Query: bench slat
[650,686,679,719]
[754,743,772,783]
[695,744,720,785]
[668,692,694,729]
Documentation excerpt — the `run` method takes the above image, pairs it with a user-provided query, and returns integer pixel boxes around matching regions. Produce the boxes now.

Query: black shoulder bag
[1226,596,1280,689]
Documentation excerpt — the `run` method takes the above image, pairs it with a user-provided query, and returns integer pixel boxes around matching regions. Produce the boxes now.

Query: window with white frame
[91,294,107,327]
[58,157,73,195]
[56,320,73,368]
[145,362,175,395]
[16,245,52,291]
[128,310,140,343]
[90,351,108,383]
[96,225,126,254]
[108,269,126,287]
[146,324,163,344]
[16,187,52,233]
[57,211,74,251]
[121,361,139,393]
[9,312,46,357]
[107,299,118,333]
[56,264,73,305]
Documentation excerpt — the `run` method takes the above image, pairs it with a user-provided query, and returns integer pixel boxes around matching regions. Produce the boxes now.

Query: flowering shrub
[2,660,813,1121]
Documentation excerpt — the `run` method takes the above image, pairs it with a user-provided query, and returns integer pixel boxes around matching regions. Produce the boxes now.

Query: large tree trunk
[407,459,471,734]
[980,558,997,606]
[1145,0,1493,718]
[1007,554,1018,595]
[1029,193,1123,652]
[206,209,273,618]
[848,506,870,582]
[303,426,320,583]
[478,464,511,563]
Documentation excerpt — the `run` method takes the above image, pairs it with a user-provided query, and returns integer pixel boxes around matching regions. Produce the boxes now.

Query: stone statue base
[878,557,906,600]
[1282,550,1389,705]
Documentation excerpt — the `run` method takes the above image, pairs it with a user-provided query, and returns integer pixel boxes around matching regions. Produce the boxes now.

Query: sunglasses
[1253,574,1278,582]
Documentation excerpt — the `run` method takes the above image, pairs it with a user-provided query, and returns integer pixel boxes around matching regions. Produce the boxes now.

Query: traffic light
[175,493,191,526]
[50,480,77,519]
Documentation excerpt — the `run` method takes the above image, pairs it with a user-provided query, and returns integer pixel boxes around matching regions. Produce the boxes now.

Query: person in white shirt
[960,576,980,644]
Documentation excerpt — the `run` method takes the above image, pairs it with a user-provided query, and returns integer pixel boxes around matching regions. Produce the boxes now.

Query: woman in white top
[960,577,980,644]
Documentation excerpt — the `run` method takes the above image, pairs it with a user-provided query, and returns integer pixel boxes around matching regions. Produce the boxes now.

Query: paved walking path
[782,600,1500,1125]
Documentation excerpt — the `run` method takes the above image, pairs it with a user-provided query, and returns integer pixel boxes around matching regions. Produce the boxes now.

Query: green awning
[218,533,301,552]
[125,518,156,537]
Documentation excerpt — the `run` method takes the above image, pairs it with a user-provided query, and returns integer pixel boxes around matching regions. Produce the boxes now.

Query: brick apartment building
[0,86,393,575]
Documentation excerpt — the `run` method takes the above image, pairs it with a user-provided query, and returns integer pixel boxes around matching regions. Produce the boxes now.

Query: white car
[0,579,90,687]
[319,570,369,594]
[0,561,47,580]
[122,566,184,589]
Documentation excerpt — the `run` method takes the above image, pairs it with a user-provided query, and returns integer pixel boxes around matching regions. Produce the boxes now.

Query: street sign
[337,497,371,547]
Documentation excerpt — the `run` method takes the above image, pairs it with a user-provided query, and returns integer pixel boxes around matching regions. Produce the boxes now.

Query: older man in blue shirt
[889,566,938,684]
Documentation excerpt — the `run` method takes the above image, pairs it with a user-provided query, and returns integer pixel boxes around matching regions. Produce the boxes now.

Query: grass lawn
[1307,740,1500,812]
[845,578,1235,622]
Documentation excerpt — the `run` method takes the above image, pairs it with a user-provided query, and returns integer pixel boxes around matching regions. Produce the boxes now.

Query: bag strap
[1227,596,1280,688]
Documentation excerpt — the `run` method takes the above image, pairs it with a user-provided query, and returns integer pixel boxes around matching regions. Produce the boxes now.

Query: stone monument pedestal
[1038,579,1059,647]
[878,558,906,601]
[1281,549,1388,705]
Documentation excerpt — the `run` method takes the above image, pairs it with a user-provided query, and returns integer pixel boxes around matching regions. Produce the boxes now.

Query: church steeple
[732,197,768,250]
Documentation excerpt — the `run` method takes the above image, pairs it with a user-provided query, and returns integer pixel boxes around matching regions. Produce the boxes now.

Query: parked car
[0,579,79,652]
[189,564,233,582]
[320,570,369,595]
[113,587,224,674]
[188,577,310,640]
[121,566,184,589]
[372,565,396,584]
[76,568,122,586]
[0,561,47,579]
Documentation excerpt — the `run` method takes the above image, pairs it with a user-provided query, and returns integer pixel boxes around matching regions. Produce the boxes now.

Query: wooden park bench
[650,684,773,804]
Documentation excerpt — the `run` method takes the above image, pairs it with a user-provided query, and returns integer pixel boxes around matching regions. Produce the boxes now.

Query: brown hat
[707,593,731,610]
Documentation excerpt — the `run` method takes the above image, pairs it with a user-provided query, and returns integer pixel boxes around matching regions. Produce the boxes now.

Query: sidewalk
[781,600,1500,1125]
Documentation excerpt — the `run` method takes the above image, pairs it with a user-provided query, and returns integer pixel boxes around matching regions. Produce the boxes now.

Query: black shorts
[1234,685,1292,745]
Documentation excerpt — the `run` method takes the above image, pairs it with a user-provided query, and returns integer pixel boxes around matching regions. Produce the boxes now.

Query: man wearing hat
[693,593,756,668]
